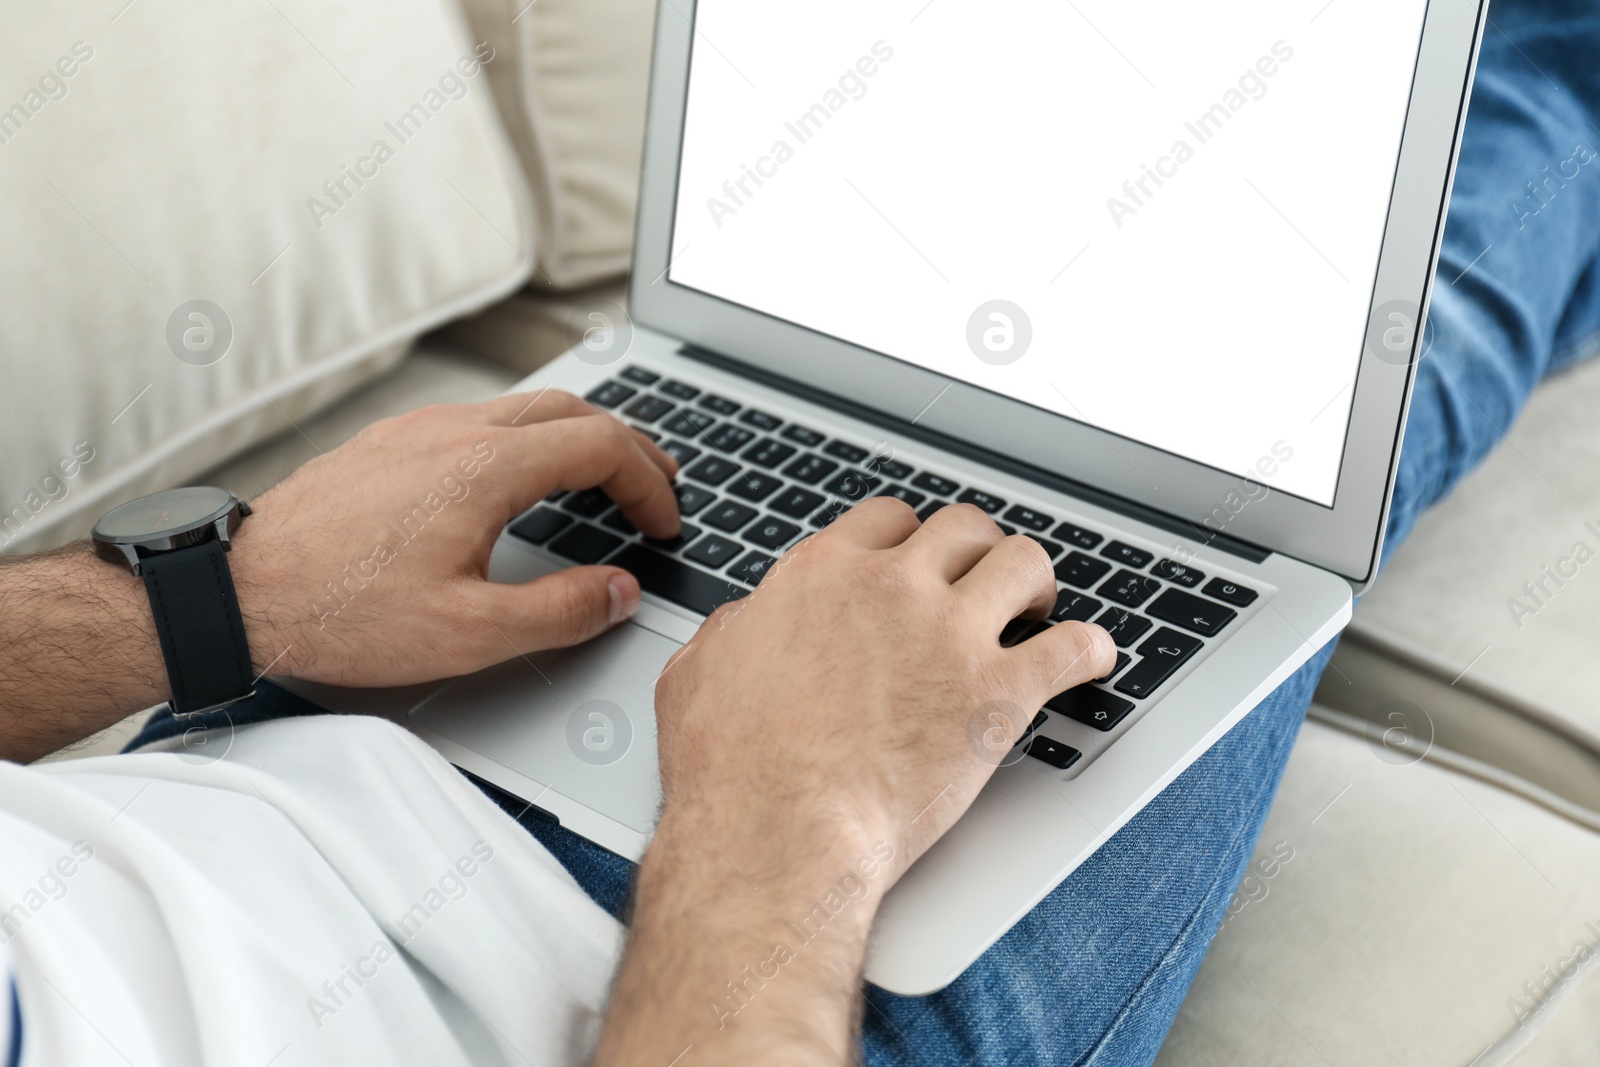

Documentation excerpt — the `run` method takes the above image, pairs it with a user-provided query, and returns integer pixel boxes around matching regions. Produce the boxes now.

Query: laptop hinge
[676,344,1271,564]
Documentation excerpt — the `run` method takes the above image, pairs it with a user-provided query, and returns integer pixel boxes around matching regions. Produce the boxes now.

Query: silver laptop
[336,0,1485,994]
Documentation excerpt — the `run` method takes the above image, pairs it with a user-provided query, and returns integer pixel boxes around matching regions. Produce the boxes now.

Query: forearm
[591,812,892,1067]
[0,544,170,762]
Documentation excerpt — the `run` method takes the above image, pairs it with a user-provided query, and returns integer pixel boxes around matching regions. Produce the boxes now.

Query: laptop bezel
[628,0,1489,586]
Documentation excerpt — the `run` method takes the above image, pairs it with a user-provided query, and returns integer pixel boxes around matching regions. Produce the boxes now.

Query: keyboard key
[743,438,797,468]
[1053,523,1104,550]
[631,426,661,441]
[1025,534,1064,559]
[1116,629,1204,698]
[644,522,702,553]
[997,523,1017,536]
[1097,569,1162,608]
[674,484,717,517]
[1027,735,1082,770]
[704,424,756,453]
[1051,590,1102,622]
[548,523,623,565]
[621,366,659,385]
[703,501,759,532]
[741,408,783,431]
[1203,578,1259,607]
[824,469,880,502]
[744,516,801,550]
[684,534,745,568]
[585,381,636,408]
[999,617,1040,647]
[611,544,745,616]
[780,422,823,445]
[601,508,638,535]
[1152,559,1204,588]
[727,472,783,502]
[1055,551,1112,589]
[912,472,961,496]
[1137,627,1203,663]
[727,551,778,586]
[1046,687,1135,731]
[660,440,702,466]
[824,440,870,464]
[871,458,914,481]
[956,488,1006,514]
[916,500,950,522]
[1018,709,1048,749]
[1096,652,1131,683]
[1101,540,1154,569]
[659,380,699,400]
[699,394,740,415]
[685,457,741,486]
[809,505,845,529]
[783,454,838,485]
[561,488,613,518]
[623,395,675,423]
[771,486,826,519]
[662,410,716,438]
[1095,608,1153,648]
[1147,589,1236,637]
[877,484,927,508]
[1003,505,1054,532]
[509,507,572,545]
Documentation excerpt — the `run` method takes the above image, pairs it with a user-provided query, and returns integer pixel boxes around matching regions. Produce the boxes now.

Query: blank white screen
[669,0,1429,505]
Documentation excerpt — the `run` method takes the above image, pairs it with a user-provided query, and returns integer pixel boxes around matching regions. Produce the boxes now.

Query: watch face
[94,486,235,541]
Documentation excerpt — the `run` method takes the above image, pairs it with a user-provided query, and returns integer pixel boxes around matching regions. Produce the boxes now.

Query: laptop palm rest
[408,621,675,834]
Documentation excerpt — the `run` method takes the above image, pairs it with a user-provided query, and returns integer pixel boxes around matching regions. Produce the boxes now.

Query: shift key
[611,544,748,617]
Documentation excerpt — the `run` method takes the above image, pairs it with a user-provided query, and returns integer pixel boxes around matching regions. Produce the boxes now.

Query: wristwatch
[92,486,256,716]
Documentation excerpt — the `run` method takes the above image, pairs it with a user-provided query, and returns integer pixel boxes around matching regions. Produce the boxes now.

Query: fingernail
[608,573,640,625]
[1091,624,1115,665]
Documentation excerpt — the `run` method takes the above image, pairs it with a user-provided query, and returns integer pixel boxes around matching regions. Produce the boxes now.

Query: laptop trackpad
[408,622,677,834]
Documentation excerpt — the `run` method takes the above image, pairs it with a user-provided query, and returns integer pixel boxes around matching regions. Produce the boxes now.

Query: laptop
[330,0,1486,994]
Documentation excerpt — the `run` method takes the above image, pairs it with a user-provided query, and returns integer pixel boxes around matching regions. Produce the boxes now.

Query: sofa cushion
[0,0,533,557]
[1159,716,1600,1066]
[460,0,657,289]
[1315,357,1600,819]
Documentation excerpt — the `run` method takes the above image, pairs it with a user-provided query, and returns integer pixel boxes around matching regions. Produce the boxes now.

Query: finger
[480,390,679,480]
[477,388,594,427]
[826,495,921,549]
[488,414,681,538]
[899,503,1004,582]
[1010,621,1116,702]
[472,566,641,653]
[953,535,1057,627]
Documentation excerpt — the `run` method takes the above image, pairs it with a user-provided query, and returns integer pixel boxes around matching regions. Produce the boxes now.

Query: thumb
[474,566,641,652]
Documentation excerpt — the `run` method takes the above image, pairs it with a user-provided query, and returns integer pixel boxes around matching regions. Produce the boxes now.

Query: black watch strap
[140,540,255,715]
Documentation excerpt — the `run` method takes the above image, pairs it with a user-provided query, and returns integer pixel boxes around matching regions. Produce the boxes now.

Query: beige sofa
[5,2,1598,1063]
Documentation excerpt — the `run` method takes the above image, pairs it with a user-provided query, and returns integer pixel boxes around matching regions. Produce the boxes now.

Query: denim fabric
[124,1,1600,1061]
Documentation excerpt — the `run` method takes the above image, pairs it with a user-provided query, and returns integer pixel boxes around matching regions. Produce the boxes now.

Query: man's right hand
[594,497,1114,1067]
[653,495,1116,890]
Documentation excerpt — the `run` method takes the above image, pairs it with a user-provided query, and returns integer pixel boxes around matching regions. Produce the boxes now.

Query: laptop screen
[667,1,1432,507]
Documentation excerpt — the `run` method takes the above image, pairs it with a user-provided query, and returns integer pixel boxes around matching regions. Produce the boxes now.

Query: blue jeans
[129,2,1600,1061]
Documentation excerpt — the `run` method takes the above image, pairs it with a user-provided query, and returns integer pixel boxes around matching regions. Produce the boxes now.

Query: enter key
[1114,628,1204,699]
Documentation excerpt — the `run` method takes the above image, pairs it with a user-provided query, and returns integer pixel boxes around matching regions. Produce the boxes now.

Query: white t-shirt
[0,715,624,1066]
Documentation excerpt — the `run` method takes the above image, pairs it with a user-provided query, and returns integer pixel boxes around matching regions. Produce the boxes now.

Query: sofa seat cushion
[1159,716,1600,1067]
[1316,356,1600,818]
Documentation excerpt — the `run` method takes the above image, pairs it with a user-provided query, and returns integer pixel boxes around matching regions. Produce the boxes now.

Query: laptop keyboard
[506,366,1260,773]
